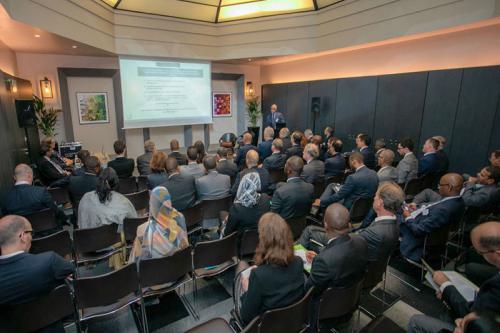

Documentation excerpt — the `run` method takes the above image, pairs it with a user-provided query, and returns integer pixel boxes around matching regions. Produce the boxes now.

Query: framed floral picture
[77,92,109,124]
[213,92,232,117]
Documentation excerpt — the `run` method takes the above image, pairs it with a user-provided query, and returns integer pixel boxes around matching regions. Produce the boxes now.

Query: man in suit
[356,133,376,169]
[396,138,418,185]
[216,148,238,178]
[377,149,398,182]
[324,138,346,179]
[195,155,230,201]
[263,138,287,170]
[169,139,188,166]
[72,149,90,176]
[400,173,465,262]
[235,132,258,169]
[374,138,386,160]
[232,150,270,195]
[418,137,440,177]
[286,131,303,159]
[161,157,197,211]
[108,140,135,179]
[408,221,500,333]
[37,141,70,187]
[315,152,379,210]
[258,127,274,162]
[136,140,156,175]
[180,146,205,179]
[461,166,500,209]
[265,104,285,129]
[68,156,100,205]
[279,127,292,150]
[271,156,314,220]
[301,143,325,184]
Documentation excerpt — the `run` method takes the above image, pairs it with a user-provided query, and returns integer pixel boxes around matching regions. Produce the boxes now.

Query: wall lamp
[246,81,255,97]
[40,77,53,99]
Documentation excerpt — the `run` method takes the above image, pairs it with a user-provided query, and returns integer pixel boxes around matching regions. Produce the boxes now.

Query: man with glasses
[396,137,418,185]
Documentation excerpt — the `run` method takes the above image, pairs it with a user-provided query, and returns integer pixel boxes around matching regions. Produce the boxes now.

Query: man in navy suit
[264,104,285,129]
[315,152,379,209]
[400,173,465,262]
[324,138,346,179]
[355,133,376,169]
[418,137,440,177]
[433,135,449,173]
[235,132,258,169]
[258,127,274,162]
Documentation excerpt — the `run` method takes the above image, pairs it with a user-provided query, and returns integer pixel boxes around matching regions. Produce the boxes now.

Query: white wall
[0,39,17,76]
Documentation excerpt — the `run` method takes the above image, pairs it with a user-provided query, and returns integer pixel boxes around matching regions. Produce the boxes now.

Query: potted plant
[33,94,60,138]
[246,96,261,146]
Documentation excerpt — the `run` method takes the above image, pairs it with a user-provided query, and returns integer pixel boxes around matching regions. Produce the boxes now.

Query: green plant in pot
[33,94,60,138]
[246,96,261,146]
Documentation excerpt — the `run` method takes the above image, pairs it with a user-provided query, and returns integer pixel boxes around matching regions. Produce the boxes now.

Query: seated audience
[400,173,465,262]
[129,186,189,261]
[396,137,418,184]
[279,127,292,150]
[271,156,314,220]
[42,137,71,170]
[316,152,379,209]
[356,133,376,169]
[108,140,135,179]
[490,149,500,168]
[169,139,187,166]
[461,166,500,209]
[286,131,303,159]
[374,138,386,160]
[78,167,137,230]
[137,139,156,175]
[324,138,346,179]
[232,150,270,195]
[433,135,449,173]
[304,128,313,142]
[161,157,197,211]
[322,126,334,153]
[68,156,101,204]
[301,143,325,183]
[263,138,287,170]
[418,137,440,177]
[408,221,500,333]
[37,141,70,186]
[223,172,271,236]
[147,151,168,190]
[377,149,398,182]
[194,140,207,164]
[258,127,274,162]
[195,155,231,201]
[72,149,90,176]
[180,146,205,179]
[238,212,305,325]
[235,132,258,169]
[216,148,238,178]
[311,135,323,147]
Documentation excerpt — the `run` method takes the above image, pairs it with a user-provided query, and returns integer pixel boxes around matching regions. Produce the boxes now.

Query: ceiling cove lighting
[219,0,314,22]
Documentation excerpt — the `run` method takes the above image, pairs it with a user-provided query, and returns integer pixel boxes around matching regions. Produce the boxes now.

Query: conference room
[0,0,499,332]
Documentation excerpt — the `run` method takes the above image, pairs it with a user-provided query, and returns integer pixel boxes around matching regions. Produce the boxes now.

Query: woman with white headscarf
[223,172,271,236]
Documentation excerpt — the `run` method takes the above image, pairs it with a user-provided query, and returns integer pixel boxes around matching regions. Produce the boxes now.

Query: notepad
[294,244,312,273]
[424,271,479,303]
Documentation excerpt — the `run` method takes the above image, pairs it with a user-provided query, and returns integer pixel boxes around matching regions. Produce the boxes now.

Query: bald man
[231,150,270,195]
[377,149,398,182]
[160,157,197,211]
[400,173,465,262]
[235,132,257,169]
[408,222,500,333]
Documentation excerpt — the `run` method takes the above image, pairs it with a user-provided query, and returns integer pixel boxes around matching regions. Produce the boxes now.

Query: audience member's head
[476,166,500,186]
[291,131,302,145]
[432,135,446,150]
[14,164,33,184]
[271,139,283,153]
[243,132,253,145]
[311,135,323,147]
[203,155,217,171]
[41,137,56,150]
[254,212,294,266]
[375,138,386,152]
[150,151,167,174]
[144,140,156,153]
[378,149,395,167]
[349,152,364,169]
[323,203,350,237]
[84,156,101,174]
[356,133,371,148]
[40,141,53,157]
[304,129,313,141]
[270,104,278,113]
[373,182,404,215]
[328,137,343,154]
[397,138,414,155]
[263,127,275,141]
[96,167,119,204]
[170,139,180,152]
[246,150,259,168]
[490,149,500,168]
[166,157,179,174]
[194,140,206,162]
[113,140,126,156]
[235,172,261,207]
[186,146,198,162]
[285,156,304,177]
[77,149,90,166]
[458,310,500,333]
[279,127,290,139]
[324,126,334,138]
[470,222,500,268]
[438,173,463,197]
[217,147,229,160]
[303,143,319,162]
[0,215,32,254]
[423,137,439,153]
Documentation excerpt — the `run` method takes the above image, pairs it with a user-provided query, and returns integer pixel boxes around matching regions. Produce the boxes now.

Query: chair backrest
[0,284,74,333]
[420,173,436,190]
[124,189,150,212]
[139,247,192,288]
[137,176,148,191]
[30,230,73,259]
[73,223,121,255]
[193,232,238,270]
[326,174,344,185]
[404,178,422,196]
[48,187,71,205]
[350,197,373,223]
[313,180,325,199]
[118,177,137,194]
[181,203,203,231]
[286,216,307,240]
[268,169,286,183]
[318,278,364,321]
[363,255,390,290]
[259,287,314,333]
[24,208,58,233]
[201,196,233,220]
[425,223,452,249]
[239,229,259,258]
[123,216,149,243]
[73,263,139,309]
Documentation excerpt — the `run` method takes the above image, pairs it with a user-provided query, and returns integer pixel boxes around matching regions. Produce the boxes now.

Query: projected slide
[120,58,212,128]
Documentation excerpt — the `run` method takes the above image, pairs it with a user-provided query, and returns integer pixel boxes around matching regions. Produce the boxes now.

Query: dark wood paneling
[487,96,500,160]
[450,66,500,173]
[308,79,336,134]
[286,82,309,132]
[262,83,287,130]
[335,77,378,151]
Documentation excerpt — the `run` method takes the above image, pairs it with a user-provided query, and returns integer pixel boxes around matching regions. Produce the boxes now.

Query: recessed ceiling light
[72,45,78,49]
[34,34,40,38]
[248,58,252,62]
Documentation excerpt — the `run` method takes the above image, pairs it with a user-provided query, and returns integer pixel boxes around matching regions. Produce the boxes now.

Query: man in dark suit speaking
[265,104,285,129]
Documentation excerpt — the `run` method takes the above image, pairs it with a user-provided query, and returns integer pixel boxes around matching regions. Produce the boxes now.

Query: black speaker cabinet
[311,97,321,113]
[15,99,36,128]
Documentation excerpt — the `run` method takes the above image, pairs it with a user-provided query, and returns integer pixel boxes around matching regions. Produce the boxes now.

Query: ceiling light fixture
[34,34,40,38]
[72,45,78,49]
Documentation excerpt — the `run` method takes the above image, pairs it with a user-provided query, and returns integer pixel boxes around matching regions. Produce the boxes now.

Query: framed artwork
[213,92,232,117]
[77,92,109,124]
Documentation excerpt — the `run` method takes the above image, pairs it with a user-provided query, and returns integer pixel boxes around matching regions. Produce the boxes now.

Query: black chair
[420,173,436,191]
[72,263,147,332]
[48,187,71,205]
[268,168,286,183]
[219,132,237,148]
[123,216,149,246]
[0,284,74,333]
[181,203,203,234]
[325,174,345,185]
[118,176,138,194]
[350,197,373,224]
[201,196,233,220]
[30,230,73,260]
[24,208,59,234]
[313,179,325,199]
[137,175,148,191]
[404,178,422,200]
[125,189,150,214]
[239,228,259,259]
[186,317,234,333]
[287,216,307,240]
[73,223,122,269]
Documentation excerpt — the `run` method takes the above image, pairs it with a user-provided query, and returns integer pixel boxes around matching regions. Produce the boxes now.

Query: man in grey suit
[263,138,287,170]
[377,149,398,183]
[461,166,500,209]
[136,140,155,175]
[195,155,231,201]
[161,157,197,211]
[216,148,238,178]
[301,143,325,184]
[180,146,205,179]
[396,138,418,184]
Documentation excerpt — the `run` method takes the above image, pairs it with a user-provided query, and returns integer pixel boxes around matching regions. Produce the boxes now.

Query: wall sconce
[40,77,53,99]
[246,81,255,97]
[4,78,16,93]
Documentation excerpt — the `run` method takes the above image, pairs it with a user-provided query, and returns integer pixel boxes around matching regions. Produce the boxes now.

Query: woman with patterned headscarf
[223,172,271,236]
[129,186,189,262]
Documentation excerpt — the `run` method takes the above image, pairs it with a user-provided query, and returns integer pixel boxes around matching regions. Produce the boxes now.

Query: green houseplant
[246,96,261,146]
[33,94,60,138]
